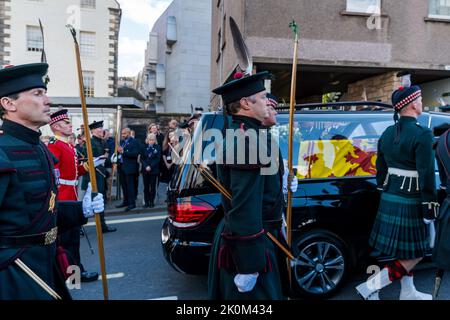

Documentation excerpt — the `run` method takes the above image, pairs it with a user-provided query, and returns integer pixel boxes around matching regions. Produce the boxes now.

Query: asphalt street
[70,210,450,301]
[70,211,208,300]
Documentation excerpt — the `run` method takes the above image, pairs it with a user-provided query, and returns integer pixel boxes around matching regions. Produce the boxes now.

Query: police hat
[212,71,271,105]
[49,109,70,125]
[89,120,104,130]
[0,63,49,97]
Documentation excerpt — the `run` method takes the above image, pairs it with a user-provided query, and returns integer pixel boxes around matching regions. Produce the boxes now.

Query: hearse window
[170,115,221,193]
[274,113,393,180]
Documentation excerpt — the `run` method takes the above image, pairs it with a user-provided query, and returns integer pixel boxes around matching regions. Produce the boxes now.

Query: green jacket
[376,116,438,219]
[208,115,284,300]
[217,115,284,272]
[81,135,107,191]
[0,120,87,300]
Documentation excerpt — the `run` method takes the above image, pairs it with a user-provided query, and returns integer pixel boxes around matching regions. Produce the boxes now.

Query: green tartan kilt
[369,192,429,260]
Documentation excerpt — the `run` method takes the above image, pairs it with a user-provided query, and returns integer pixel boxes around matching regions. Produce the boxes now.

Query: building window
[81,0,95,9]
[80,31,95,57]
[429,0,450,18]
[346,0,381,14]
[26,26,43,52]
[83,71,95,97]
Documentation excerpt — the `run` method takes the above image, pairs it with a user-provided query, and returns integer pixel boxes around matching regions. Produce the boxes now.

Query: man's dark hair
[226,94,257,115]
[226,101,241,114]
[0,93,20,119]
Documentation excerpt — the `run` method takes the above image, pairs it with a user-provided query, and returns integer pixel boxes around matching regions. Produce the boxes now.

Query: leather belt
[387,167,419,178]
[0,227,58,249]
[385,167,420,192]
[59,179,78,186]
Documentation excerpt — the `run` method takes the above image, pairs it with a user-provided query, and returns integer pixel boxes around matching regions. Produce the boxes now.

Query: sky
[117,0,173,77]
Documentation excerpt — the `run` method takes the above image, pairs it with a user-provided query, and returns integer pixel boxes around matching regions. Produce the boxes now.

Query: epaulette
[415,122,432,133]
[48,137,57,144]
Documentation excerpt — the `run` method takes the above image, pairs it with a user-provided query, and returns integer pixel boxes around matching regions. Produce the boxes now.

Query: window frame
[80,0,96,9]
[80,31,96,57]
[428,0,450,20]
[345,0,381,15]
[82,71,95,97]
[26,25,43,52]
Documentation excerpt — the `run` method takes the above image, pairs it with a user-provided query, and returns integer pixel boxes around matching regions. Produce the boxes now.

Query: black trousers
[120,169,136,206]
[143,173,158,205]
[96,175,108,228]
[59,226,84,272]
[134,174,139,201]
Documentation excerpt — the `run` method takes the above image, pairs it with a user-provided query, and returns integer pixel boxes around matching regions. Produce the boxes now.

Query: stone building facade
[211,0,450,109]
[0,0,121,97]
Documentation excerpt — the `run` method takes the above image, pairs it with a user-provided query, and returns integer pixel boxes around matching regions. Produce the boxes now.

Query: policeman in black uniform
[0,63,104,299]
[82,120,116,233]
[207,72,285,300]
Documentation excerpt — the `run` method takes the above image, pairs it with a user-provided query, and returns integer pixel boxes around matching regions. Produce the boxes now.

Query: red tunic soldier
[48,109,99,282]
[48,110,88,201]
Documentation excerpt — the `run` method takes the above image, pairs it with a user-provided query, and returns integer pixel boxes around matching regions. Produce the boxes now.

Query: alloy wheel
[293,241,345,295]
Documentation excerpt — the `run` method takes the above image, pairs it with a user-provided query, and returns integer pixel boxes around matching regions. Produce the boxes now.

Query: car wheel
[292,229,348,299]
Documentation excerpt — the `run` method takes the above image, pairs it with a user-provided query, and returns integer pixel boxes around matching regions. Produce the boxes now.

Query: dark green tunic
[433,129,450,269]
[0,120,87,300]
[208,115,285,300]
[81,136,107,192]
[369,116,438,259]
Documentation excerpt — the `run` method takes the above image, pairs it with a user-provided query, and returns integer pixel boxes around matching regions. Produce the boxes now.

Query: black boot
[102,225,117,233]
[81,271,99,282]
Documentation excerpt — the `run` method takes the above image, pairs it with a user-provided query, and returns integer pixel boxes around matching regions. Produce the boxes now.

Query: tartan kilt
[369,192,429,260]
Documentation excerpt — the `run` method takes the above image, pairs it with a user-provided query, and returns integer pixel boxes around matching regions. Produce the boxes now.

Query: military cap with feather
[212,71,271,105]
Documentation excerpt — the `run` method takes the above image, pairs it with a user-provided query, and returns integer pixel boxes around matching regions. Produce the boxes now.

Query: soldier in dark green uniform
[208,72,285,300]
[356,76,438,300]
[0,63,104,300]
[432,126,450,270]
[81,121,116,233]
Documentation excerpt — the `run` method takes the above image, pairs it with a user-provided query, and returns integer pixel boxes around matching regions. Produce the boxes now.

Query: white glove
[282,161,298,194]
[82,183,104,218]
[110,153,118,164]
[234,273,259,293]
[94,156,106,168]
[423,218,434,225]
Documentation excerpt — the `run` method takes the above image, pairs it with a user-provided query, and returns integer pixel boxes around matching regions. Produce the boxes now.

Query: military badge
[48,191,56,213]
